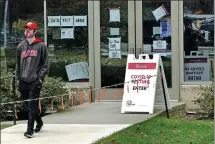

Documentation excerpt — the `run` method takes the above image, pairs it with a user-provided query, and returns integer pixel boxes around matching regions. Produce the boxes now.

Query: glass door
[94,0,180,101]
[136,0,180,101]
[94,0,135,101]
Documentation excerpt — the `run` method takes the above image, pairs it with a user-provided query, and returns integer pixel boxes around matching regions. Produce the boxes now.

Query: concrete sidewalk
[1,102,164,125]
[1,102,184,144]
[1,124,130,144]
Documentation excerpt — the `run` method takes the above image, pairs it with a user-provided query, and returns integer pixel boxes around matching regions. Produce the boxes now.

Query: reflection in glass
[183,0,214,82]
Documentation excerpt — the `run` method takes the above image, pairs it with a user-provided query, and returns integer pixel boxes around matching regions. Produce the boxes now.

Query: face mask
[25,30,34,38]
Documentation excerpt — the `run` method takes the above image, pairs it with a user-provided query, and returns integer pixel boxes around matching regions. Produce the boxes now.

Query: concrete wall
[180,85,203,111]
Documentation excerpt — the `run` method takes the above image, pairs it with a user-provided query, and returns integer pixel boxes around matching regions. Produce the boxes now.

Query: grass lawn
[94,116,214,144]
[1,125,13,130]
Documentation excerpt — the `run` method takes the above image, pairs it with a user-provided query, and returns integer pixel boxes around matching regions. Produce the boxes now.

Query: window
[183,0,214,82]
[47,0,89,82]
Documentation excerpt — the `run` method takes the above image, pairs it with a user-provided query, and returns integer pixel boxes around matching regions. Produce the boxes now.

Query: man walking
[16,21,49,138]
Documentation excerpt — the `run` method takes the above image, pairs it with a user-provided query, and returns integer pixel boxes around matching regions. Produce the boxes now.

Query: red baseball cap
[24,22,38,30]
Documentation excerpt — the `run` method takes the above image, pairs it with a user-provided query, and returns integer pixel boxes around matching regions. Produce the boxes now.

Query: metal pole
[159,66,170,119]
[3,0,8,48]
[213,0,215,137]
[44,0,47,46]
[12,75,16,125]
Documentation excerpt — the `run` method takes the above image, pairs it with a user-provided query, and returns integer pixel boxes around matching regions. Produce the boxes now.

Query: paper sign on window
[108,37,121,59]
[74,16,87,26]
[48,16,61,26]
[184,56,209,81]
[153,40,166,50]
[61,16,74,26]
[152,5,168,21]
[109,8,120,22]
[61,28,74,39]
[110,28,119,35]
[65,62,89,81]
[160,21,171,37]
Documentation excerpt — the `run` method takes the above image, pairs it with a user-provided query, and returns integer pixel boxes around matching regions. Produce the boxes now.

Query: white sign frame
[121,54,172,114]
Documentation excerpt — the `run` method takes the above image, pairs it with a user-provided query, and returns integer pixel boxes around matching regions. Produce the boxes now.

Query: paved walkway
[1,102,182,144]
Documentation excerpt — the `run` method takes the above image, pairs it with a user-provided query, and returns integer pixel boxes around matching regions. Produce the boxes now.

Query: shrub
[0,69,15,120]
[0,67,69,121]
[39,76,70,113]
[193,81,214,118]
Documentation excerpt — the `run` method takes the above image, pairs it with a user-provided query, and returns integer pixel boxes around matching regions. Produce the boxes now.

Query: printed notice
[48,16,61,26]
[61,16,74,26]
[160,21,171,37]
[74,16,87,26]
[153,40,166,49]
[65,62,89,81]
[184,56,209,81]
[110,28,119,35]
[61,28,74,39]
[108,37,121,58]
[109,8,120,22]
[152,5,169,21]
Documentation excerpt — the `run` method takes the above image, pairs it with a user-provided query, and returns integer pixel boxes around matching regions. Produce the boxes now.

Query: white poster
[61,28,74,39]
[48,16,61,26]
[109,8,120,22]
[65,62,89,81]
[61,16,74,26]
[108,37,121,58]
[110,28,119,35]
[74,16,87,26]
[184,56,209,81]
[153,40,166,49]
[152,5,169,21]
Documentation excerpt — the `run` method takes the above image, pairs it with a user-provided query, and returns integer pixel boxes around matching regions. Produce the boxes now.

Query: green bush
[0,69,15,120]
[193,81,214,118]
[0,67,69,121]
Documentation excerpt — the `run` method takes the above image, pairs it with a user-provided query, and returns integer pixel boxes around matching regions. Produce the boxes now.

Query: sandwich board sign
[121,54,172,114]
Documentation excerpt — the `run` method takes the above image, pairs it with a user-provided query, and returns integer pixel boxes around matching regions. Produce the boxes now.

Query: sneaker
[24,131,34,138]
[34,123,43,133]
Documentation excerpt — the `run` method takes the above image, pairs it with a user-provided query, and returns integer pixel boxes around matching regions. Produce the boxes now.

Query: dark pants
[18,80,43,132]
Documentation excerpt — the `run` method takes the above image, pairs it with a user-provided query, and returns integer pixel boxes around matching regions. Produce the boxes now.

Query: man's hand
[32,80,42,90]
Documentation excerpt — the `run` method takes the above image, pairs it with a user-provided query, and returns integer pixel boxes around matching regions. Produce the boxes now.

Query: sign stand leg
[159,66,170,119]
